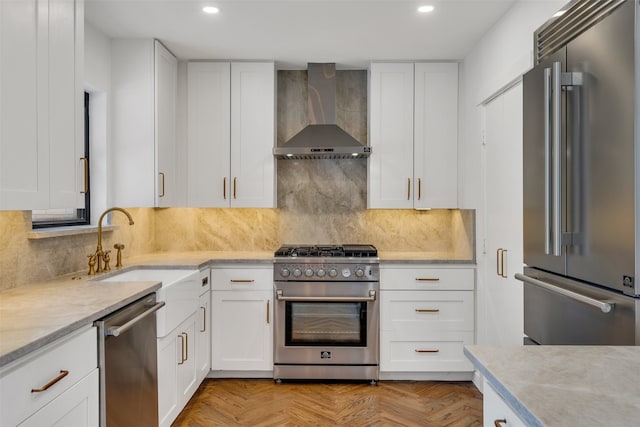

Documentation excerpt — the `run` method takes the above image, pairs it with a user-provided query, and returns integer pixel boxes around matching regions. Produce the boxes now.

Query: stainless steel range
[273,244,379,383]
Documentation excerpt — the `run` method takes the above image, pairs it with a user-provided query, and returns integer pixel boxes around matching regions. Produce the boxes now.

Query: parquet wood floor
[172,379,483,426]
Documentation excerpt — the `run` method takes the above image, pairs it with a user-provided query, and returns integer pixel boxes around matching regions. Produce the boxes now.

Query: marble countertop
[464,345,640,427]
[378,251,475,264]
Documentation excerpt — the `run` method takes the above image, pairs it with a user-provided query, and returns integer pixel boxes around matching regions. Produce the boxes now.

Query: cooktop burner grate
[274,244,377,258]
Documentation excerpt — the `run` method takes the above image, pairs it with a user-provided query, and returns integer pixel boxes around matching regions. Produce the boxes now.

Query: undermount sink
[96,268,197,288]
[96,268,201,336]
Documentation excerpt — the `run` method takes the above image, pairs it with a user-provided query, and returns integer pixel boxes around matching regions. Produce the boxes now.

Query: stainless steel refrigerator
[518,0,640,345]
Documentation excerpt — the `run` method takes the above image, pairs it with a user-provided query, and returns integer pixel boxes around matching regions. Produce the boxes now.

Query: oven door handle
[275,289,376,302]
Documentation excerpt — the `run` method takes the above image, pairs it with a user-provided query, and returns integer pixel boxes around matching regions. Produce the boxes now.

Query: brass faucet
[90,207,135,275]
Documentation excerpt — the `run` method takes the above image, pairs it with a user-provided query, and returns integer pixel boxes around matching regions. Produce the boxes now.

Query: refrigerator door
[519,268,638,345]
[564,0,637,296]
[523,48,567,276]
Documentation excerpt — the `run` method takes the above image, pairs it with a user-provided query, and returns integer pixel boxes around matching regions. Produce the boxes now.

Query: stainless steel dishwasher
[95,294,165,427]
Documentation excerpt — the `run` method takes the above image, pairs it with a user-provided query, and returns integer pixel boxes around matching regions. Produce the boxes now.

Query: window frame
[32,92,91,228]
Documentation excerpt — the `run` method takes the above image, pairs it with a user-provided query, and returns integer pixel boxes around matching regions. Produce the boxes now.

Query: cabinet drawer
[380,267,474,290]
[0,327,97,427]
[381,291,474,336]
[212,268,272,291]
[380,331,474,372]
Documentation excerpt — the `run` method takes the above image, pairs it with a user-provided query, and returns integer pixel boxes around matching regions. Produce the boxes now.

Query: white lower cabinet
[158,314,197,427]
[483,379,527,427]
[211,267,273,375]
[157,268,210,427]
[380,266,475,378]
[0,326,98,427]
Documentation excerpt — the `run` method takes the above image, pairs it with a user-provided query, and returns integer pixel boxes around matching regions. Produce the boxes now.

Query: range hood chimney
[273,63,371,160]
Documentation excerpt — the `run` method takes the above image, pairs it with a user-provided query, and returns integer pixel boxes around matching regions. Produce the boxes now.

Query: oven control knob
[328,268,338,278]
[293,268,302,278]
[305,268,314,277]
[341,268,352,278]
[355,268,365,278]
[280,268,291,278]
[316,268,326,278]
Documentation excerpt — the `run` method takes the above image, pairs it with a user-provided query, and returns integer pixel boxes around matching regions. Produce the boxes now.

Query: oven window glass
[285,302,367,346]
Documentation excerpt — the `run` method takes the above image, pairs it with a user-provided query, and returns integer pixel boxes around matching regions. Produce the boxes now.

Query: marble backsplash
[0,206,473,290]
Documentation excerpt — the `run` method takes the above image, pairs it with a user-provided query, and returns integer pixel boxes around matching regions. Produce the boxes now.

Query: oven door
[274,281,379,365]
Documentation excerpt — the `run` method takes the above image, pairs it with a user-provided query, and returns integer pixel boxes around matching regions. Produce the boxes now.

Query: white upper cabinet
[413,63,458,209]
[111,39,178,207]
[368,62,458,209]
[368,63,415,209]
[187,62,231,207]
[187,61,275,208]
[0,0,84,210]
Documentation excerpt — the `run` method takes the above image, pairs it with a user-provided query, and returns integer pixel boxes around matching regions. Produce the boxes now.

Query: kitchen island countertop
[464,344,640,427]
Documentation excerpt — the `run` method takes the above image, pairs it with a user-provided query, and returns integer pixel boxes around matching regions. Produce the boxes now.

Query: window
[32,92,91,228]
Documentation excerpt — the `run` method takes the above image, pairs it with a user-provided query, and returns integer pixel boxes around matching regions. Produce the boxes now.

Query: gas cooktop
[274,244,378,258]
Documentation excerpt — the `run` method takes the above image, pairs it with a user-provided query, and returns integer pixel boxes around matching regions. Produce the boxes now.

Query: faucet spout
[94,207,135,274]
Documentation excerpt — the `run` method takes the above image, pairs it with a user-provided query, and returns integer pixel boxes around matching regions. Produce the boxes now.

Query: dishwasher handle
[106,301,165,337]
[515,273,613,313]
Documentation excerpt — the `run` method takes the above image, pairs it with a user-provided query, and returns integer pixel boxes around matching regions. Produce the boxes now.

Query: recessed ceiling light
[203,6,219,14]
[418,5,435,13]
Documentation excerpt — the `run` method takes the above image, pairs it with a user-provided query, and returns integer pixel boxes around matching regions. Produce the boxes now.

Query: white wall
[84,23,111,222]
[458,0,564,344]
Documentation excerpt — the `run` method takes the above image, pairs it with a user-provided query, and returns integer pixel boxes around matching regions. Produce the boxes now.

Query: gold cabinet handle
[159,172,166,197]
[494,419,507,427]
[178,334,185,364]
[223,177,227,200]
[407,178,411,200]
[200,307,206,333]
[415,349,439,353]
[418,178,422,201]
[501,249,508,278]
[415,278,440,282]
[80,157,89,193]
[230,279,255,283]
[184,332,189,361]
[233,177,237,199]
[266,300,270,324]
[496,248,502,276]
[31,370,69,393]
[415,309,440,313]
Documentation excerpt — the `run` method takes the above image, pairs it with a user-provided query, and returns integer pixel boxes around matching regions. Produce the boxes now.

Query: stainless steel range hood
[273,63,371,160]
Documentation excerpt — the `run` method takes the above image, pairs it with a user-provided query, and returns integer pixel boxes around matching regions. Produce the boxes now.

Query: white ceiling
[85,0,518,69]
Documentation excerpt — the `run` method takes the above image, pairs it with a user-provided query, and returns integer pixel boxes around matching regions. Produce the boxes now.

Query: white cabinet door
[176,315,198,406]
[230,62,275,208]
[0,0,83,210]
[368,62,415,209]
[157,314,198,427]
[211,290,272,371]
[157,329,179,427]
[18,370,99,427]
[187,62,231,207]
[196,290,211,382]
[414,62,458,209]
[155,40,179,207]
[111,39,178,207]
[481,83,524,346]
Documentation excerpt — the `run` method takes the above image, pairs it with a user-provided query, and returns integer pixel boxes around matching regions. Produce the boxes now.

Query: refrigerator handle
[515,273,614,313]
[551,61,563,257]
[544,67,552,255]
